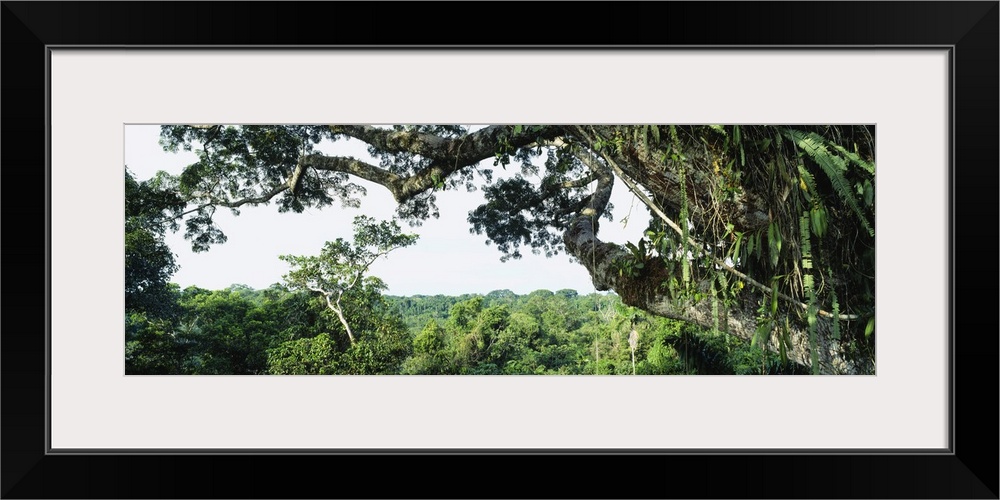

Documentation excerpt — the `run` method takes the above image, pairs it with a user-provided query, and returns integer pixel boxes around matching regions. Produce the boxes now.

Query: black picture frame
[3,2,997,498]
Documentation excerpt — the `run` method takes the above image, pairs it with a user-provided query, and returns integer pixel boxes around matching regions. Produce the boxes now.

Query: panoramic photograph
[125,124,875,375]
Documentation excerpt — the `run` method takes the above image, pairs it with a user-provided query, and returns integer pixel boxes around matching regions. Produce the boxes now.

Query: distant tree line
[126,282,803,375]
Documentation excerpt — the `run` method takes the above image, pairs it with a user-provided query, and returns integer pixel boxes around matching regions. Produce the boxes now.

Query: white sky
[124,125,647,295]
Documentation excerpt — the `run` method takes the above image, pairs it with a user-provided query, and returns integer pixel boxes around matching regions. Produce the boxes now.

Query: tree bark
[562,211,870,374]
[331,292,355,345]
[312,288,355,345]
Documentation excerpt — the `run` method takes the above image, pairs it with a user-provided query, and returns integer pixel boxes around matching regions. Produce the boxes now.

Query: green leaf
[731,231,744,261]
[865,317,875,338]
[512,125,523,135]
[863,179,874,207]
[768,222,782,268]
[810,206,828,238]
[752,322,771,349]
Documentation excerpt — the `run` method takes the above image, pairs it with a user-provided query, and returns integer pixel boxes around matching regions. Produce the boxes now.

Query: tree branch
[177,184,291,218]
[329,125,562,161]
[607,156,858,321]
[308,285,355,344]
[183,126,568,215]
[323,125,565,203]
[558,172,599,189]
[303,154,400,189]
[561,206,864,374]
[328,125,452,159]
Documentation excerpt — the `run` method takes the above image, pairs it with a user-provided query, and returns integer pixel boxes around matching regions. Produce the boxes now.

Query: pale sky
[124,125,648,296]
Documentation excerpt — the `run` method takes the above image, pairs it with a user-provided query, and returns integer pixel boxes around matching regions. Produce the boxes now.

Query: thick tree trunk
[562,212,870,375]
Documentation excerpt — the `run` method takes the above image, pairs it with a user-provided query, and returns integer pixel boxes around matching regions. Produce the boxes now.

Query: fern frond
[715,269,729,293]
[831,143,875,175]
[799,211,819,374]
[785,129,874,237]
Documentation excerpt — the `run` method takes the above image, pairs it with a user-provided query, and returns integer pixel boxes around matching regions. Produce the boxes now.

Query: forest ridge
[126,284,805,375]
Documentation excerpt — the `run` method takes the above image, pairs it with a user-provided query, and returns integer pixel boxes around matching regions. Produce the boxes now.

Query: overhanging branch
[606,153,858,321]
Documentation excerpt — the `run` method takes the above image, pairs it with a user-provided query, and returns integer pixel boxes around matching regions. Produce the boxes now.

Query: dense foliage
[126,282,412,375]
[130,124,875,373]
[125,168,184,316]
[125,168,186,373]
[125,281,804,375]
